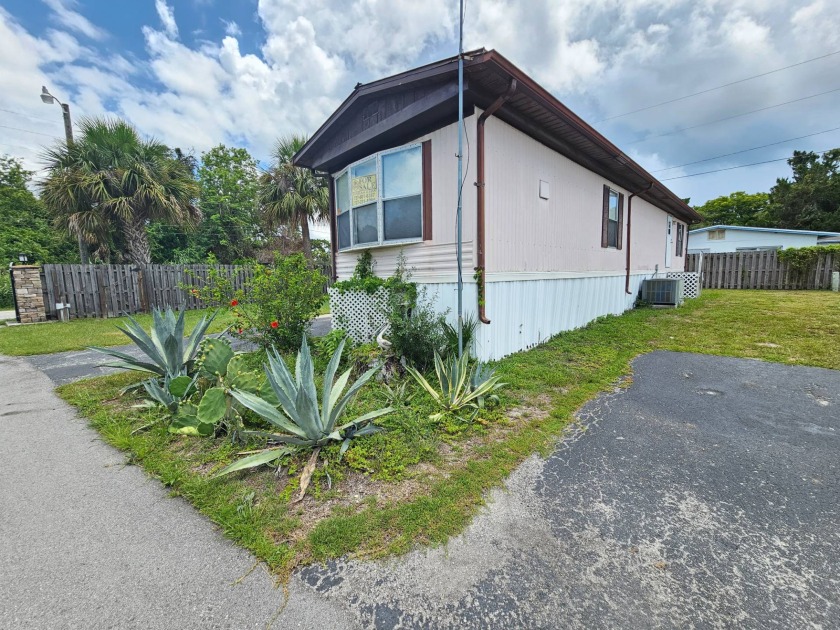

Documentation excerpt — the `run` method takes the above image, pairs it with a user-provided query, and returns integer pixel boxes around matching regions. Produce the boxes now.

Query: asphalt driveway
[299,351,840,628]
[2,350,837,628]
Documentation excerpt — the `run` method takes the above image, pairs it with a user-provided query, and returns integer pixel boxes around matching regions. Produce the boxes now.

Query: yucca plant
[407,351,506,421]
[215,336,393,501]
[442,313,478,357]
[91,307,216,380]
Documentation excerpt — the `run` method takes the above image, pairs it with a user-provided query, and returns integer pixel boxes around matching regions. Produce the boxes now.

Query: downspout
[476,79,517,324]
[625,182,653,294]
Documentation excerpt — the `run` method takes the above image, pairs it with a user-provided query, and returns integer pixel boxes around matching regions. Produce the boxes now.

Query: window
[675,223,684,256]
[601,185,623,249]
[708,229,725,240]
[334,144,424,251]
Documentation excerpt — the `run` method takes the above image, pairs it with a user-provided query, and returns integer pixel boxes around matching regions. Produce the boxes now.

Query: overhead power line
[659,148,835,181]
[652,125,840,173]
[627,86,840,145]
[0,124,60,138]
[0,107,63,125]
[595,48,840,123]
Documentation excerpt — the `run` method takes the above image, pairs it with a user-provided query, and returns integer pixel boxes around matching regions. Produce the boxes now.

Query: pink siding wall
[483,116,686,274]
[335,118,477,280]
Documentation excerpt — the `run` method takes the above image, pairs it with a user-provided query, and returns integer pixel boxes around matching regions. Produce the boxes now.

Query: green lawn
[56,290,839,578]
[0,299,330,357]
[0,309,236,356]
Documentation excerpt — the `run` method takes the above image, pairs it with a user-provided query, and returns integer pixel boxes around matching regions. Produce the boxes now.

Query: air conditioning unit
[641,278,685,307]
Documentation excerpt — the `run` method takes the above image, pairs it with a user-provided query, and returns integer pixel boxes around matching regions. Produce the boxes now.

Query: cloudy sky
[1,0,839,206]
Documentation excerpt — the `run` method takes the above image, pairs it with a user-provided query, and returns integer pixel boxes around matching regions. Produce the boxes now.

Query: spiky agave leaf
[407,351,507,418]
[221,336,392,491]
[91,307,216,380]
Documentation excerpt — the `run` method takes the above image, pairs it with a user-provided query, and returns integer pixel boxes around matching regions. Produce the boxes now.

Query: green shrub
[231,253,327,352]
[778,244,840,277]
[332,250,417,303]
[0,273,12,309]
[388,287,446,370]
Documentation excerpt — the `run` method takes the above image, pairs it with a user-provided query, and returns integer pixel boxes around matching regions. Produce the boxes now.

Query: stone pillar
[11,266,47,323]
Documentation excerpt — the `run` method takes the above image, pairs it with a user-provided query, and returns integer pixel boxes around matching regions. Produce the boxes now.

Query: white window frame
[334,143,424,252]
[707,229,725,240]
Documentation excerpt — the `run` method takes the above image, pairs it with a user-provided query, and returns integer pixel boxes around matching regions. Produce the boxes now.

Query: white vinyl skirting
[422,271,655,362]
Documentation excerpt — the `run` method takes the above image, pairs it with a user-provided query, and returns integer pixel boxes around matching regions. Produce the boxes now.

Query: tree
[257,135,329,261]
[0,155,76,265]
[694,191,772,228]
[40,117,201,265]
[768,149,840,232]
[195,145,259,262]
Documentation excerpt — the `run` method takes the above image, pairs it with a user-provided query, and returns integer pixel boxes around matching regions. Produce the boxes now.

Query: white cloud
[154,0,179,39]
[222,20,241,37]
[42,0,106,41]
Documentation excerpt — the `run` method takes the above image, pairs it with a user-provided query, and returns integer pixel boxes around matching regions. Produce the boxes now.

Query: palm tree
[41,117,200,265]
[257,135,329,261]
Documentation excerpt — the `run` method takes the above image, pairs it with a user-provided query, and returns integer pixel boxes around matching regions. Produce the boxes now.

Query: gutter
[626,182,653,294]
[475,79,517,324]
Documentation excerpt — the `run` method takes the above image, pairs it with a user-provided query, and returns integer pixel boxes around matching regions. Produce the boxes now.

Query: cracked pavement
[2,350,837,628]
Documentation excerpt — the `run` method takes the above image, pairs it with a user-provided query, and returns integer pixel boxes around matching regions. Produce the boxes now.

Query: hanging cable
[652,125,840,172]
[594,49,840,123]
[659,148,835,181]
[626,87,840,145]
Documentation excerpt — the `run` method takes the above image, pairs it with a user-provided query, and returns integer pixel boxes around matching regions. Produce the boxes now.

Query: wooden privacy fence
[40,263,332,320]
[685,251,837,290]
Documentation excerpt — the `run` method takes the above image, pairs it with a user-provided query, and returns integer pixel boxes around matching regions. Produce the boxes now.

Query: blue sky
[1,0,839,206]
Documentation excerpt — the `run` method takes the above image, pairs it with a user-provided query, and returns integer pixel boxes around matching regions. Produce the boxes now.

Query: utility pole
[456,0,464,358]
[41,86,89,264]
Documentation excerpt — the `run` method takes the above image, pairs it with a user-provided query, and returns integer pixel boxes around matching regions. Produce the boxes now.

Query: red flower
[238,328,243,334]
[270,321,279,329]
[230,299,238,306]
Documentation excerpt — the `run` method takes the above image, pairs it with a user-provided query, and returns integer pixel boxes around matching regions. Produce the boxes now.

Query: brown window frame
[675,223,684,256]
[601,184,624,249]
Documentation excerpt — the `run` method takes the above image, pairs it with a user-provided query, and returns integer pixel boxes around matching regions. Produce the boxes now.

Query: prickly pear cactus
[198,338,234,378]
[197,387,227,425]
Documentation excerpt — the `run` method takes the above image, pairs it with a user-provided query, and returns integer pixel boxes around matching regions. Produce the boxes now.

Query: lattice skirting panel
[328,287,391,344]
[666,271,701,299]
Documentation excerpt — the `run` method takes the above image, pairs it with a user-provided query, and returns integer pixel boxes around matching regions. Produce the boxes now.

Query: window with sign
[334,144,423,251]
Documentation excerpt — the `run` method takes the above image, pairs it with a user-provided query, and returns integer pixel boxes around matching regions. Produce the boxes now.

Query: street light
[40,86,88,263]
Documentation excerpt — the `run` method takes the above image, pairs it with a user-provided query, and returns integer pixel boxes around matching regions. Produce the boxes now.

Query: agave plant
[407,351,506,420]
[91,307,216,380]
[215,336,393,500]
[470,362,502,409]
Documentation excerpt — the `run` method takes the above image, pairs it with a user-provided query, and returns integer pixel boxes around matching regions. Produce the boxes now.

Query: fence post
[136,266,149,313]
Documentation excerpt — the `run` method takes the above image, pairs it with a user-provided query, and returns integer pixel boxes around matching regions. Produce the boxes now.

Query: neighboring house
[688,225,840,254]
[817,234,840,245]
[294,49,701,360]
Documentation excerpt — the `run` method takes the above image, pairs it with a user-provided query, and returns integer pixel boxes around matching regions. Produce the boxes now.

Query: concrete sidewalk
[0,354,352,630]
